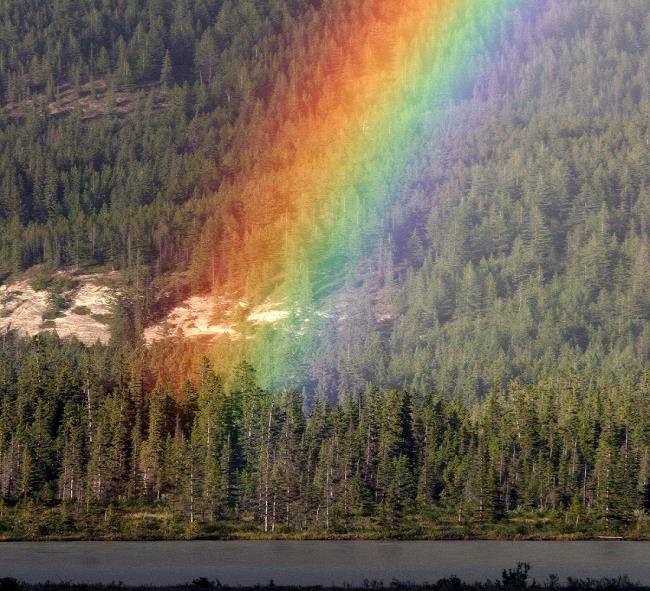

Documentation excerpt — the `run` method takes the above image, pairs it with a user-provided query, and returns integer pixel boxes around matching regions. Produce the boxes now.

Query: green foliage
[0,0,649,543]
[0,0,306,288]
[287,0,650,400]
[0,335,649,539]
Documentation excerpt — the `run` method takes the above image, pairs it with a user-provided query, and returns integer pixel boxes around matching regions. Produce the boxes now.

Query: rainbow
[186,0,534,391]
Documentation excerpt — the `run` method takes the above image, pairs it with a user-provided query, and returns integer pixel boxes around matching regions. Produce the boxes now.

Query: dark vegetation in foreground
[1,332,649,540]
[0,565,646,591]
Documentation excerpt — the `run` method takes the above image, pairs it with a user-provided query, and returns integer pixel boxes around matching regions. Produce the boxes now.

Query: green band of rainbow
[198,0,533,391]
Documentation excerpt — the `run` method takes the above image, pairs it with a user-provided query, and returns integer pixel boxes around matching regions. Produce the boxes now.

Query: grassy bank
[1,504,649,542]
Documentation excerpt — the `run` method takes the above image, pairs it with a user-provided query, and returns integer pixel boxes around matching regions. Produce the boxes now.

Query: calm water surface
[0,541,649,585]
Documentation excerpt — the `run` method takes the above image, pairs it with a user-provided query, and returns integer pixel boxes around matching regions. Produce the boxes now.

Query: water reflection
[1,541,649,586]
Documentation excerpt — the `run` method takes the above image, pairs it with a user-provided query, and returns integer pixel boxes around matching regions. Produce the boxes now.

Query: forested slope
[302,0,650,400]
[0,0,650,539]
[0,0,313,313]
[1,0,648,400]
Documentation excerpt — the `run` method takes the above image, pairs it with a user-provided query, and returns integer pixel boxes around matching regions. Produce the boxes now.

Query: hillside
[142,0,650,402]
[0,0,647,400]
[0,0,649,541]
[0,0,301,297]
[327,0,650,400]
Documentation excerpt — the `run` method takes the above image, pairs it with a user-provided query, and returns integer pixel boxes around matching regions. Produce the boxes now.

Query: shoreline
[0,533,647,543]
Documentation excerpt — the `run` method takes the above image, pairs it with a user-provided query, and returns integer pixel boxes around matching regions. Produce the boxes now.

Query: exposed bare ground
[144,287,395,346]
[144,294,294,345]
[144,295,240,343]
[0,271,118,344]
[4,79,170,121]
[0,269,393,348]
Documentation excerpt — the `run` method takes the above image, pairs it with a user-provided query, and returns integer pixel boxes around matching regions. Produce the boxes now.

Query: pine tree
[160,50,174,88]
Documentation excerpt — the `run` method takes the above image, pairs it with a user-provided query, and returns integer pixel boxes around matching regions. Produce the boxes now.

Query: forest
[0,0,308,298]
[0,332,648,540]
[0,0,649,539]
[0,0,649,397]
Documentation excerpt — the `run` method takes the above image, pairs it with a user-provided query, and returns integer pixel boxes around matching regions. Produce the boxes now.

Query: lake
[1,541,649,586]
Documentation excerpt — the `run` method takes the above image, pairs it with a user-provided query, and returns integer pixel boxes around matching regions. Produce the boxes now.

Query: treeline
[2,564,647,591]
[0,332,649,539]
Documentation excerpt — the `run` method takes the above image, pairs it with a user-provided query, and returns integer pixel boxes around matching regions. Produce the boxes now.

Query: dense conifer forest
[0,333,648,539]
[0,0,649,539]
